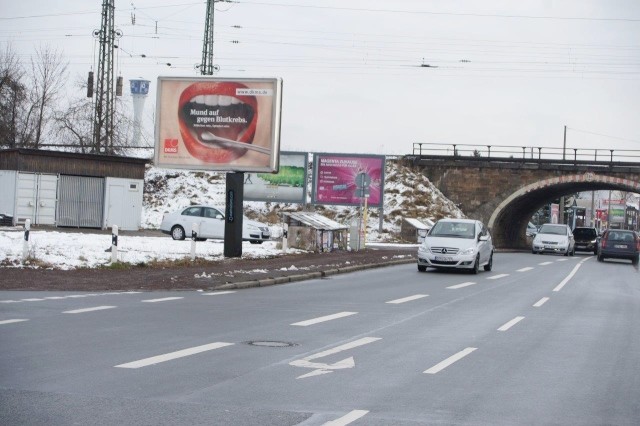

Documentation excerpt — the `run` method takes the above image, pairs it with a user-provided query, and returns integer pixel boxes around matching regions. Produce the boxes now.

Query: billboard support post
[224,172,244,258]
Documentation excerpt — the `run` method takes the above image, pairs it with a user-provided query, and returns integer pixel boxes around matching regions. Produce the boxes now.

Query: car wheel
[483,252,493,271]
[418,264,427,272]
[171,225,186,240]
[532,249,536,254]
[471,255,480,274]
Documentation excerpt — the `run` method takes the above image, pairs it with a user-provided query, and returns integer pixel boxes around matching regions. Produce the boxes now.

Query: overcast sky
[2,0,639,157]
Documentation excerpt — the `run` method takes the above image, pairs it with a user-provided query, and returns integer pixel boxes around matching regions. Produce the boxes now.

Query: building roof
[283,212,349,230]
[403,218,431,230]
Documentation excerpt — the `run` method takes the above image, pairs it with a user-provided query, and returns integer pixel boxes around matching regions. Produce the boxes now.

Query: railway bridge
[407,143,640,249]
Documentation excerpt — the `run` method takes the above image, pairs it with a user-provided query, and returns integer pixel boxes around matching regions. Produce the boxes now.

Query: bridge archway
[488,174,640,249]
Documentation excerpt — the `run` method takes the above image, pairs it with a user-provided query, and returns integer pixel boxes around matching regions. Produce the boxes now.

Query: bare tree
[0,44,28,148]
[29,46,68,148]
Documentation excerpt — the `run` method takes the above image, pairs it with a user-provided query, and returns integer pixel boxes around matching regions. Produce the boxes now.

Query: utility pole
[92,0,122,154]
[560,125,567,224]
[200,0,215,75]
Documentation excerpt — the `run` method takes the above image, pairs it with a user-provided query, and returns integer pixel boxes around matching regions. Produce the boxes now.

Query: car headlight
[460,247,476,255]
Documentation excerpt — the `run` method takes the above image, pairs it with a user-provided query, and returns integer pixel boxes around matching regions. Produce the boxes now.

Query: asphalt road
[1,252,639,425]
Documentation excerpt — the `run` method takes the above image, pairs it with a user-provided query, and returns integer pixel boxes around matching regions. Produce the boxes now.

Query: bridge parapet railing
[412,143,640,164]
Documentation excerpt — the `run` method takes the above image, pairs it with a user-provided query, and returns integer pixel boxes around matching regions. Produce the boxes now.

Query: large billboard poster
[154,77,282,172]
[311,153,385,208]
[243,151,308,203]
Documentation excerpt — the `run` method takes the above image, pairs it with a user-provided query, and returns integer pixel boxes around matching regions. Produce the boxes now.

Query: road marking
[533,297,550,307]
[539,261,553,265]
[68,295,88,298]
[447,281,476,289]
[324,410,369,425]
[0,300,21,304]
[115,342,234,369]
[386,294,428,304]
[487,273,509,280]
[424,347,477,374]
[0,319,29,325]
[141,297,184,303]
[517,267,534,272]
[290,337,381,379]
[22,298,45,302]
[557,259,569,262]
[63,306,116,314]
[553,262,582,292]
[202,291,236,296]
[44,296,67,300]
[291,311,357,327]
[498,316,525,331]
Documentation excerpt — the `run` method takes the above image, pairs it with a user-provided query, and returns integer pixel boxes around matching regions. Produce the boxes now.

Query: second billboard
[311,153,385,208]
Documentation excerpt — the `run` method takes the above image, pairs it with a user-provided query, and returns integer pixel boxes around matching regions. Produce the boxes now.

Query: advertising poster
[244,151,308,203]
[154,77,282,172]
[311,153,385,208]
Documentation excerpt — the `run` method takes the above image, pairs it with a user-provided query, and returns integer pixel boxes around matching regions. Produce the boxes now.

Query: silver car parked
[160,205,271,244]
[417,218,494,274]
[531,223,575,256]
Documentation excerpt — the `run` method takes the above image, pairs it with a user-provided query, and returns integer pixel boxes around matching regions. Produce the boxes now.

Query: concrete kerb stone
[216,257,415,291]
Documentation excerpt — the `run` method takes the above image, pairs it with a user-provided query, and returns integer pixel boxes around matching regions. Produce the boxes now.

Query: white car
[417,218,494,274]
[160,205,271,244]
[531,223,575,256]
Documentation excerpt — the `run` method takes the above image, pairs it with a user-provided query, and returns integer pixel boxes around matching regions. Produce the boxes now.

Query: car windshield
[538,224,566,235]
[429,221,475,239]
[573,228,596,238]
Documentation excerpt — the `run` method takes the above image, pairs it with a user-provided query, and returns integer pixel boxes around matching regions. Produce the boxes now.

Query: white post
[111,225,118,263]
[190,222,199,261]
[282,223,288,253]
[22,219,31,261]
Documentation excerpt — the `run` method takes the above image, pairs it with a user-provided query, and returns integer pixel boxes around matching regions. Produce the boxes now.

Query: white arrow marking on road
[289,337,381,379]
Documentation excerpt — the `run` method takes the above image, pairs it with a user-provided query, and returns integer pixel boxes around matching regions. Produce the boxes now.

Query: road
[1,252,639,425]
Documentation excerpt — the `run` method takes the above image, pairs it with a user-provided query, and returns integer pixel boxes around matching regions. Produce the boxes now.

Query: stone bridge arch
[408,156,640,249]
[489,173,640,249]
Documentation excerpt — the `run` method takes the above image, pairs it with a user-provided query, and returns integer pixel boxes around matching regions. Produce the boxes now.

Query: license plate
[435,256,453,262]
[615,244,628,249]
[544,245,555,249]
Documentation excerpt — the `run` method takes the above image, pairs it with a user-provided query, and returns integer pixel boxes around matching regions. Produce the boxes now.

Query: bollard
[22,219,31,261]
[190,222,199,261]
[111,225,118,263]
[282,223,288,254]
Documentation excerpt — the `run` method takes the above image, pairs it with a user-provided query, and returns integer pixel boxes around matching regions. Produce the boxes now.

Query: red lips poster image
[155,77,282,172]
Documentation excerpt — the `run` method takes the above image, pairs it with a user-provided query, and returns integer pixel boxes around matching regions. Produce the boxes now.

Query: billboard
[311,153,385,208]
[154,77,283,172]
[243,151,308,203]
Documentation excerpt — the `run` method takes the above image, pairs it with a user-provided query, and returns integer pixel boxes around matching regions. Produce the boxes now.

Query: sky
[2,0,640,157]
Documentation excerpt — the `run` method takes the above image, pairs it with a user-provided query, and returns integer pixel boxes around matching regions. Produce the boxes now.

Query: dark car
[597,229,639,264]
[572,226,599,254]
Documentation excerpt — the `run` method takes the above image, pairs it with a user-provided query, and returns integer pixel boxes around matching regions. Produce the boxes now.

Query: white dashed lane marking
[291,312,357,327]
[447,282,476,289]
[517,267,534,272]
[0,319,29,325]
[498,316,525,331]
[324,410,370,425]
[386,294,428,304]
[63,306,117,314]
[141,297,184,303]
[533,297,550,307]
[539,261,553,266]
[202,291,236,296]
[424,347,477,374]
[487,274,509,280]
[115,342,234,369]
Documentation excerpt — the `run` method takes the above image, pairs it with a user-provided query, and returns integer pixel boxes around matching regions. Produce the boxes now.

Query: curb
[212,257,415,291]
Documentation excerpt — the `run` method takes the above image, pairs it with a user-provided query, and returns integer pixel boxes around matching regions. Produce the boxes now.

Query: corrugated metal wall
[57,175,105,228]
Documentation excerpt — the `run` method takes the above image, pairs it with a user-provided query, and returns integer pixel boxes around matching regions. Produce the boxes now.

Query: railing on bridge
[412,143,640,164]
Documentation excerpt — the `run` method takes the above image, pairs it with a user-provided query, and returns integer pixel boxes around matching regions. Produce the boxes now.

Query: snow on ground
[0,229,300,270]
